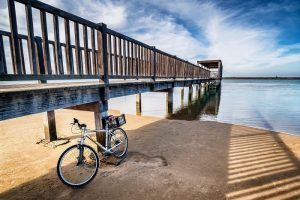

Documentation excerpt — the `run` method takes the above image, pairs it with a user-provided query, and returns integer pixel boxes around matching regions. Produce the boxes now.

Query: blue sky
[1,0,300,76]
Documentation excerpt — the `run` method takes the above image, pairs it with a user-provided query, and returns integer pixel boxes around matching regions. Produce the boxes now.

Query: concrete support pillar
[188,85,193,104]
[95,101,108,150]
[197,84,201,99]
[40,79,58,142]
[204,83,208,92]
[195,85,199,99]
[166,88,173,116]
[43,110,57,141]
[67,101,108,151]
[136,93,142,116]
[181,88,184,107]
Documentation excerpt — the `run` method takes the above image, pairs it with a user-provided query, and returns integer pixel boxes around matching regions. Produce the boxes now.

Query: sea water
[109,79,300,135]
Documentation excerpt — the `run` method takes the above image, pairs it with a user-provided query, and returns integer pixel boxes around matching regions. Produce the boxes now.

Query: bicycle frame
[79,127,122,154]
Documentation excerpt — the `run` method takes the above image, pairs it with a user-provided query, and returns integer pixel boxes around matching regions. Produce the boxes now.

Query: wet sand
[1,109,300,200]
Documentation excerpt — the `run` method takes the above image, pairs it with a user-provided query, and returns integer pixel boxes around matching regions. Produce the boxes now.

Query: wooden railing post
[96,23,109,147]
[53,15,64,74]
[7,0,22,74]
[100,23,109,85]
[35,37,45,78]
[25,4,38,75]
[174,56,177,79]
[64,19,74,74]
[40,11,52,75]
[0,35,7,75]
[152,46,156,81]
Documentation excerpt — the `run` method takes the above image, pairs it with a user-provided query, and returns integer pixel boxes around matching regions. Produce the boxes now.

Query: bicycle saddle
[102,115,114,121]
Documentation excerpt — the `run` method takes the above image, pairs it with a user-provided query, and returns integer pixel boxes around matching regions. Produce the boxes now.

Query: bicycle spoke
[58,145,98,186]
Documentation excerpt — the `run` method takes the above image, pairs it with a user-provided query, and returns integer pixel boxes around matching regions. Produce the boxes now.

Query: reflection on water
[109,80,300,135]
[109,85,221,120]
[167,88,221,120]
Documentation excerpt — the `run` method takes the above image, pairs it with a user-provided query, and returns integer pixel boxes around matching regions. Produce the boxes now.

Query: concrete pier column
[39,80,58,142]
[166,88,174,116]
[95,101,108,149]
[195,85,199,99]
[43,110,57,141]
[204,83,208,91]
[66,101,108,151]
[181,88,184,107]
[197,84,202,99]
[188,85,193,103]
[136,93,142,116]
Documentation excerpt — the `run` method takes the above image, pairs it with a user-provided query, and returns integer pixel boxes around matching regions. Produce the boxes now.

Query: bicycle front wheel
[110,128,128,159]
[57,144,99,187]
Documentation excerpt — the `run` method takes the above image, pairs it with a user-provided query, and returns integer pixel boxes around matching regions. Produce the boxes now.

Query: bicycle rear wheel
[110,128,128,159]
[57,144,99,187]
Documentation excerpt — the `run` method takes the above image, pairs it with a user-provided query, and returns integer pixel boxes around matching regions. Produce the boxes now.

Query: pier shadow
[226,111,300,199]
[0,117,231,199]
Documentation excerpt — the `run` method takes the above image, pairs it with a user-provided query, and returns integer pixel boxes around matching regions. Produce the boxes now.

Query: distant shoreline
[223,77,300,80]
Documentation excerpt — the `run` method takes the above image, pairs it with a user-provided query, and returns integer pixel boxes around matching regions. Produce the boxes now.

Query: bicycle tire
[57,144,99,187]
[110,128,128,159]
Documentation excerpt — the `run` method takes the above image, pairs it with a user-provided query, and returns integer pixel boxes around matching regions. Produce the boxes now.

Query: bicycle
[57,114,128,187]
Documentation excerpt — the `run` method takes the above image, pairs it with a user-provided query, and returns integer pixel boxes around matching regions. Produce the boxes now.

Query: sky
[1,0,300,77]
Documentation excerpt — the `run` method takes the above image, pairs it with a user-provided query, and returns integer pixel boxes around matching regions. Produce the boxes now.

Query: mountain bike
[57,114,128,187]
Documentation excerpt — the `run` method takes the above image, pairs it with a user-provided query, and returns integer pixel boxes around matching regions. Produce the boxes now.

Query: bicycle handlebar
[72,118,87,129]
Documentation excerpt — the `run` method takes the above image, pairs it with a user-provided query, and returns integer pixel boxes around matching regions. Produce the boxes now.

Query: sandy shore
[1,109,300,200]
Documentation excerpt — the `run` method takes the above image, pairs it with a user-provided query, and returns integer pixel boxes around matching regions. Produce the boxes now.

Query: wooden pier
[0,0,223,144]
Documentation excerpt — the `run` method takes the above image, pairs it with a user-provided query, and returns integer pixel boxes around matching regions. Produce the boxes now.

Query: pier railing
[0,0,211,82]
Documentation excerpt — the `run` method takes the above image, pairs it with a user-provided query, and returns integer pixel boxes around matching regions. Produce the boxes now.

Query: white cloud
[139,0,300,76]
[124,15,205,61]
[71,0,127,29]
[1,0,299,76]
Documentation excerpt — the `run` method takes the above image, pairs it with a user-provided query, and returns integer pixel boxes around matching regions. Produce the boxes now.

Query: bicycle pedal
[103,152,112,156]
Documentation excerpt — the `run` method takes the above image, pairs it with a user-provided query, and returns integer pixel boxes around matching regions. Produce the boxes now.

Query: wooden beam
[0,79,207,121]
[67,101,100,112]
[0,84,104,121]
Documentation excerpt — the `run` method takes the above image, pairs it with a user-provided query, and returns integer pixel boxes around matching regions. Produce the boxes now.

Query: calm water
[109,79,300,135]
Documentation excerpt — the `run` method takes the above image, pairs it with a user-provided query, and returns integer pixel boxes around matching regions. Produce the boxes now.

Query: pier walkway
[0,0,223,143]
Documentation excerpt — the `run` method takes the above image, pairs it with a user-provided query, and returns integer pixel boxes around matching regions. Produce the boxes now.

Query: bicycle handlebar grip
[73,118,79,124]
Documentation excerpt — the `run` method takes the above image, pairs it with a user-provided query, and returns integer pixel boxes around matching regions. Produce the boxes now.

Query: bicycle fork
[77,128,86,165]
